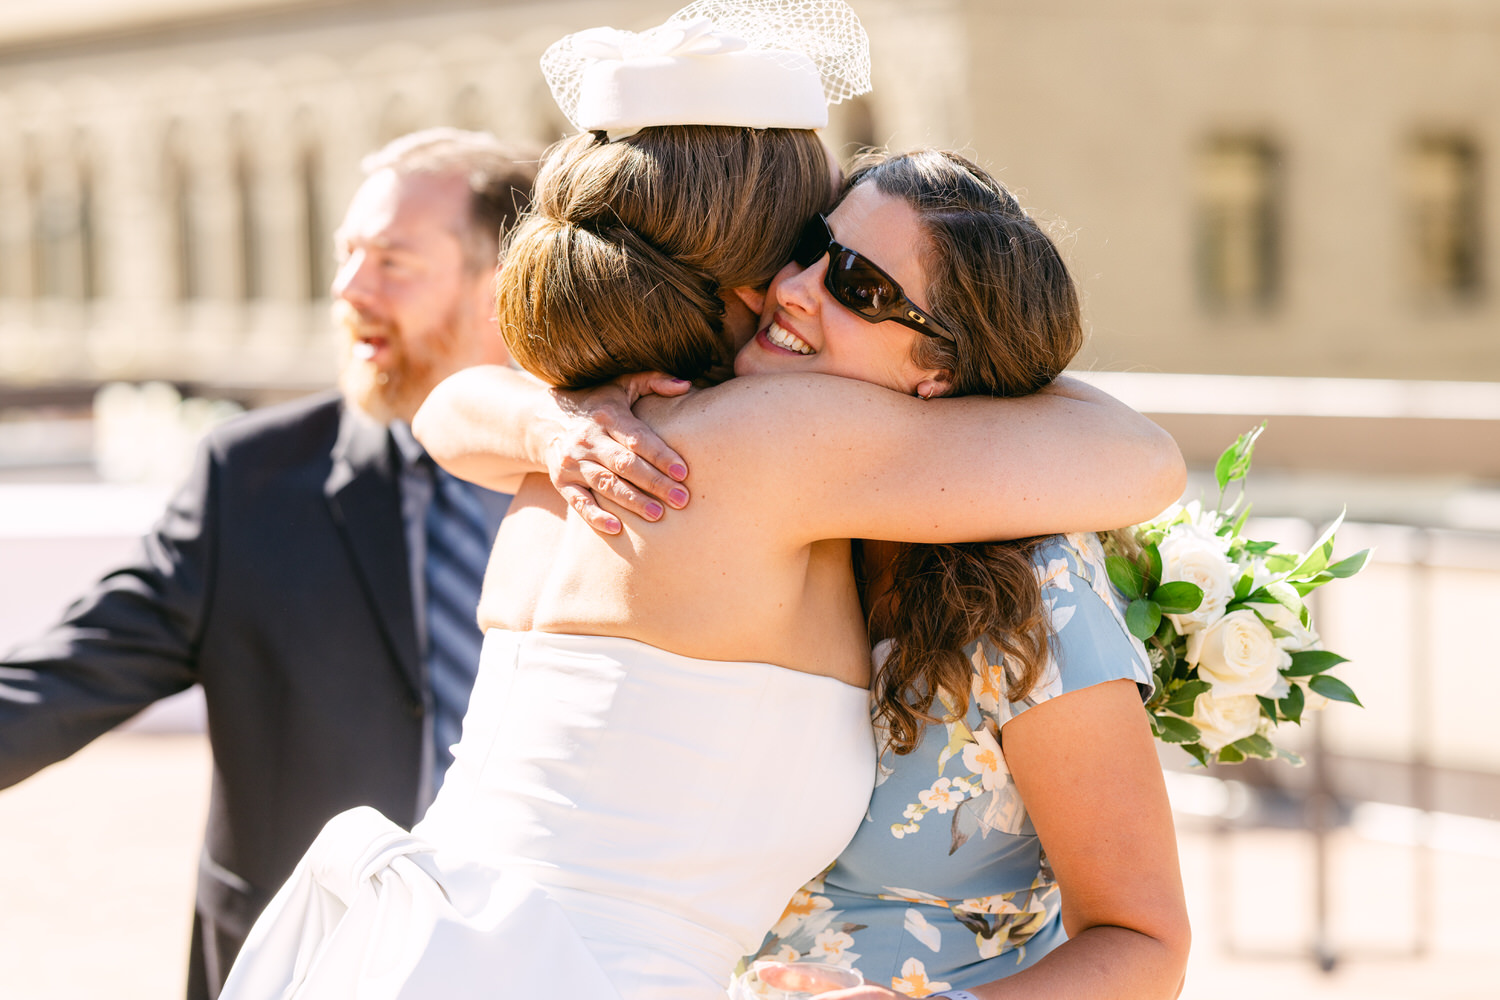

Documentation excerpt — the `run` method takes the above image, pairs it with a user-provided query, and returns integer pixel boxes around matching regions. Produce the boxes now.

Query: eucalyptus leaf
[1152,581,1204,614]
[1144,543,1163,591]
[1308,674,1363,706]
[1126,599,1161,640]
[1107,555,1144,600]
[1155,616,1178,646]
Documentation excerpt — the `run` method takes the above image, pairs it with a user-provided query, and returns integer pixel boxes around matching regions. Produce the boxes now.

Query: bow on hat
[570,17,748,62]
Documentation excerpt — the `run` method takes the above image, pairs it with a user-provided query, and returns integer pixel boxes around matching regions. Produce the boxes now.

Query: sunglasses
[790,214,956,343]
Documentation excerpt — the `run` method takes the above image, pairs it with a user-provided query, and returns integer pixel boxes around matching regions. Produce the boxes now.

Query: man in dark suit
[0,128,537,999]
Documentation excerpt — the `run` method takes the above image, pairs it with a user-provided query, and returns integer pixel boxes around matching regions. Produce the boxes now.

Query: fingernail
[670,378,691,385]
[645,502,665,519]
[603,517,621,533]
[669,464,688,481]
[668,487,689,507]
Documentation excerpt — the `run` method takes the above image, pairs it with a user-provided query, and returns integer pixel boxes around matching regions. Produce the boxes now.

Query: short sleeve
[995,533,1153,724]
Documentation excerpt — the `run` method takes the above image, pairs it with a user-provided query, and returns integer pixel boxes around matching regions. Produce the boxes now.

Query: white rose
[1186,608,1292,697]
[1158,524,1236,633]
[1188,692,1264,752]
[1247,598,1320,653]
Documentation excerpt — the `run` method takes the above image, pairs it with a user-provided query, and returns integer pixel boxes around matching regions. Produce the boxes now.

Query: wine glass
[728,960,864,999]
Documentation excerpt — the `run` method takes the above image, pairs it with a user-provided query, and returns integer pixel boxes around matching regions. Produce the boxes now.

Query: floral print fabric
[750,534,1152,996]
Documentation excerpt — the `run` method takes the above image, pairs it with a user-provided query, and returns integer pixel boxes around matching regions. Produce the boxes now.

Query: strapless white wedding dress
[220,629,876,1000]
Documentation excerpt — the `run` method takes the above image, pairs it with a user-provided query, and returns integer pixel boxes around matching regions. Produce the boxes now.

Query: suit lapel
[324,405,423,702]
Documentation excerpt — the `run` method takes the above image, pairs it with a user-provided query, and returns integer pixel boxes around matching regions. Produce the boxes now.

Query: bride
[220,3,1184,999]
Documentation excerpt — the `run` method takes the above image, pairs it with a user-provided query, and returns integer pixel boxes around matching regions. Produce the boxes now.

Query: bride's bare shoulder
[648,374,912,431]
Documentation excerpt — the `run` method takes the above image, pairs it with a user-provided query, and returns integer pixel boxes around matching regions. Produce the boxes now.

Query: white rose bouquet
[1104,425,1369,766]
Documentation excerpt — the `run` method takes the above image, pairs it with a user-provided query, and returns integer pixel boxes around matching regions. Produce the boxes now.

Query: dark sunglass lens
[829,252,896,315]
[791,216,832,268]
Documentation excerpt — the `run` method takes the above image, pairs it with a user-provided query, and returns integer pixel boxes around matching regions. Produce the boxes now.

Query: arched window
[76,141,97,302]
[293,108,329,302]
[1405,134,1483,304]
[1195,135,1281,313]
[231,115,262,302]
[23,134,91,303]
[450,85,489,133]
[163,122,199,301]
[377,93,417,146]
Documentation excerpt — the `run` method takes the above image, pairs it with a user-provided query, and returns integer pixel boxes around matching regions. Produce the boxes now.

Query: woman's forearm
[959,924,1188,1000]
[412,365,557,492]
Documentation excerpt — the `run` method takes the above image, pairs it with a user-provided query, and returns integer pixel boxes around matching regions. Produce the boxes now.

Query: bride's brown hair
[846,150,1085,755]
[497,126,832,388]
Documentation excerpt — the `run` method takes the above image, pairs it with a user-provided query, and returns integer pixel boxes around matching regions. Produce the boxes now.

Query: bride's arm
[412,365,692,529]
[684,372,1185,543]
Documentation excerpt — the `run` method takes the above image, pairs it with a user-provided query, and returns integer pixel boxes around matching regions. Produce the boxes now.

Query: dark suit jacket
[0,392,436,999]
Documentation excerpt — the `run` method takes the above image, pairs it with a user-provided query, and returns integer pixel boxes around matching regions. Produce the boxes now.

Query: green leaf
[1107,555,1144,600]
[1213,423,1266,493]
[1155,615,1178,646]
[1291,575,1334,597]
[1291,509,1347,577]
[1228,734,1277,759]
[1233,572,1255,601]
[1153,714,1202,743]
[1143,543,1163,592]
[1326,548,1371,579]
[1126,599,1161,640]
[1279,682,1305,724]
[1216,744,1246,763]
[1295,544,1330,578]
[1257,694,1278,718]
[1286,650,1349,677]
[1308,674,1363,707]
[1152,581,1204,615]
[1264,551,1299,572]
[1275,746,1306,767]
[1164,680,1212,715]
[1182,742,1211,767]
[1262,580,1303,611]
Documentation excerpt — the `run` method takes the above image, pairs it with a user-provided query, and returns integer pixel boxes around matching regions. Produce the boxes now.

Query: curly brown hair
[845,150,1084,755]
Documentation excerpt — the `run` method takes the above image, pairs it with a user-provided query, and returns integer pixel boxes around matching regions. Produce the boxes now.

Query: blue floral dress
[749,533,1152,997]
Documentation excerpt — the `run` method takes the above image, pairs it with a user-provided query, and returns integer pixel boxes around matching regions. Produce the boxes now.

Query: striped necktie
[423,460,491,788]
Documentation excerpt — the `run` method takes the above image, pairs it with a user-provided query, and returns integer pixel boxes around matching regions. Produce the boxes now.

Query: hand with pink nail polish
[544,371,693,535]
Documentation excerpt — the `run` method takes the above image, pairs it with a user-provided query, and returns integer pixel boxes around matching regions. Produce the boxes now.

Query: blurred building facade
[0,0,1496,400]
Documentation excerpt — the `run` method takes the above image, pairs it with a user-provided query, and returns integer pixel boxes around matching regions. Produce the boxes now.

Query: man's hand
[547,372,693,534]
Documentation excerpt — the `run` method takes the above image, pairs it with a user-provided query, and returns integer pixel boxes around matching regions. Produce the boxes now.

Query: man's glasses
[789,214,956,343]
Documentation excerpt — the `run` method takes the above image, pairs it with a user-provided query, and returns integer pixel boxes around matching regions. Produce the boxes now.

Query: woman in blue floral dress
[744,151,1191,1000]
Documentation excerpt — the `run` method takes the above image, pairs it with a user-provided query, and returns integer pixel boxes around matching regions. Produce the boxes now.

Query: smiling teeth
[766,321,814,355]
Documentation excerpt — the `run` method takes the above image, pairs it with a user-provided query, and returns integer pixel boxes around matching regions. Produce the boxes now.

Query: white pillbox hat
[543,1,871,140]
